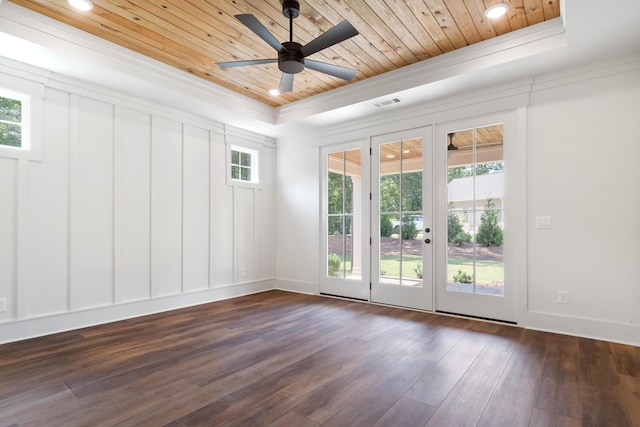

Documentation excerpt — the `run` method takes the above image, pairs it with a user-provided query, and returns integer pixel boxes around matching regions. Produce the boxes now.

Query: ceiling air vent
[373,97,403,108]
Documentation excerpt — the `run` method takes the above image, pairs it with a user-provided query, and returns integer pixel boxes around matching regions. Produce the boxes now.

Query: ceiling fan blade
[300,21,359,57]
[218,59,277,68]
[305,60,358,81]
[279,73,294,93]
[235,14,286,52]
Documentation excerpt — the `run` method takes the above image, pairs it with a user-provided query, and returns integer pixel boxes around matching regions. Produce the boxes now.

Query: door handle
[424,238,431,244]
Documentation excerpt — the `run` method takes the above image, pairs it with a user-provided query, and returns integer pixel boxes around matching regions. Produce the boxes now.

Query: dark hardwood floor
[1,290,638,426]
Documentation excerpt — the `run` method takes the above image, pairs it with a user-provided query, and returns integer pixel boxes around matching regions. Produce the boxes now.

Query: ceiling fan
[217,0,359,93]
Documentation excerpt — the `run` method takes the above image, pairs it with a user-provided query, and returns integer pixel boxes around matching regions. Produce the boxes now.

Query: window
[230,146,259,184]
[446,124,504,295]
[0,89,29,149]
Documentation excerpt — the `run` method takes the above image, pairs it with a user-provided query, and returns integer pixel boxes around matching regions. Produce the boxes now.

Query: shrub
[448,209,464,242]
[401,216,419,240]
[452,231,472,247]
[380,215,393,238]
[476,198,503,247]
[453,269,473,283]
[327,253,341,277]
[414,263,423,279]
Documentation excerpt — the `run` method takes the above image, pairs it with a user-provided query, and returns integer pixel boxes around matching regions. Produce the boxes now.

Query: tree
[327,172,353,234]
[0,97,22,148]
[447,204,464,242]
[476,198,503,247]
[401,215,419,240]
[380,215,393,237]
[379,171,422,213]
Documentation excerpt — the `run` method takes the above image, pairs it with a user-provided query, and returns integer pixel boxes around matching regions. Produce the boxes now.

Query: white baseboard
[0,280,275,345]
[524,310,640,347]
[274,278,318,295]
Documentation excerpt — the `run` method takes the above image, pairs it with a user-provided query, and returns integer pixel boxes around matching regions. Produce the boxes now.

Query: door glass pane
[379,139,423,287]
[327,149,361,280]
[447,125,504,295]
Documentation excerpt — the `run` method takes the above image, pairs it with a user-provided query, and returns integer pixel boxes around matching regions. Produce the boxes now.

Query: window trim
[226,144,260,187]
[0,87,29,151]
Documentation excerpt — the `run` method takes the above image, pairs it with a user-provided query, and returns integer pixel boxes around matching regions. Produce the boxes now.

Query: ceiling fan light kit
[218,0,359,94]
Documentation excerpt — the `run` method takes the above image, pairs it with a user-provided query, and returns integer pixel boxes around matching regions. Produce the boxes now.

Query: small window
[0,89,29,149]
[230,146,259,184]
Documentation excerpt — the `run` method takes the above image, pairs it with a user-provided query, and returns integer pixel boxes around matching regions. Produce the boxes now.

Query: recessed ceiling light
[485,3,508,19]
[385,154,395,159]
[268,89,280,96]
[68,0,94,11]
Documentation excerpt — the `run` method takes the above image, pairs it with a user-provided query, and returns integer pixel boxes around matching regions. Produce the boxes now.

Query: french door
[320,141,370,300]
[371,127,433,310]
[320,115,517,322]
[434,113,516,323]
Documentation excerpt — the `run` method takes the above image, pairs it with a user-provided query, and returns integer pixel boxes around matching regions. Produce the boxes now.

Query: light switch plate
[536,216,552,229]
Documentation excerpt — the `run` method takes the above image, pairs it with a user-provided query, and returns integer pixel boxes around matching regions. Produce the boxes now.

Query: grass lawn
[377,255,503,284]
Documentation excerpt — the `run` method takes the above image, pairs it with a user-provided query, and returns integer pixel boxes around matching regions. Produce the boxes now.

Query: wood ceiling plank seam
[521,0,545,26]
[99,0,271,68]
[444,0,483,45]
[342,0,417,66]
[161,0,281,65]
[404,0,457,53]
[501,0,529,32]
[10,0,223,78]
[302,1,395,74]
[464,0,498,40]
[304,0,403,70]
[541,0,560,21]
[304,0,398,71]
[8,2,284,105]
[382,0,444,58]
[364,0,433,62]
[300,2,388,77]
[423,0,470,49]
[232,1,346,93]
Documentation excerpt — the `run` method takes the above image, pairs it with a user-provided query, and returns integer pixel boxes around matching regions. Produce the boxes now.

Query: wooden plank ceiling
[9,0,560,107]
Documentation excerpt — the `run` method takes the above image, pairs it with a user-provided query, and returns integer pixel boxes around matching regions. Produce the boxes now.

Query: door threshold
[436,310,517,325]
[319,293,368,302]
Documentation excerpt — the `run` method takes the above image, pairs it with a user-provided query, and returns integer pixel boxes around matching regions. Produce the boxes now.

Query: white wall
[275,56,640,346]
[0,63,275,343]
[525,62,640,342]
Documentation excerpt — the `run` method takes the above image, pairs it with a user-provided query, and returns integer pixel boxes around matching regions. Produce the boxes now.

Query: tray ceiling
[8,0,560,107]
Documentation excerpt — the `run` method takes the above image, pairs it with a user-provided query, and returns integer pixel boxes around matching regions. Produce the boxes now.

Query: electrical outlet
[239,267,246,278]
[557,290,568,304]
[536,216,552,229]
[0,297,6,313]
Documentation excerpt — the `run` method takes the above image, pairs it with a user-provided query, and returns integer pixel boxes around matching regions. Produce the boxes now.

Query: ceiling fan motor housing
[278,41,305,74]
[282,0,301,18]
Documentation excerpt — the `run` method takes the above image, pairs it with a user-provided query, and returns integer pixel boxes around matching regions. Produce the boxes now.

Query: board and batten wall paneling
[256,146,275,280]
[70,95,115,310]
[210,132,234,286]
[150,116,183,297]
[182,124,210,292]
[0,65,276,343]
[116,107,152,303]
[234,186,256,282]
[0,158,17,322]
[23,88,70,318]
